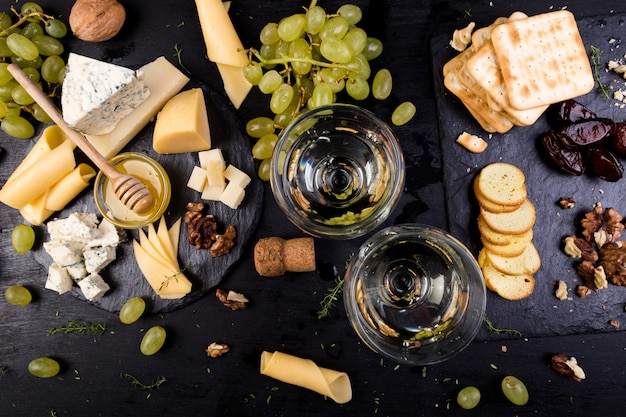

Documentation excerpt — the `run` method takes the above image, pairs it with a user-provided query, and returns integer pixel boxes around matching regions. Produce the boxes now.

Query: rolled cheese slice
[19,163,96,225]
[0,139,76,209]
[260,351,352,404]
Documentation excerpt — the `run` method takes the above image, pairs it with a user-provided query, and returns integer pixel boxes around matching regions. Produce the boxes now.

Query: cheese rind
[62,53,150,135]
[85,57,190,159]
[152,88,212,154]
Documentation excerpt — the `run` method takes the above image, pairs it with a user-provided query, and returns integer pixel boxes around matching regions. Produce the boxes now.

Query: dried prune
[584,147,623,182]
[610,122,626,157]
[540,131,585,176]
[557,118,615,148]
[553,99,598,124]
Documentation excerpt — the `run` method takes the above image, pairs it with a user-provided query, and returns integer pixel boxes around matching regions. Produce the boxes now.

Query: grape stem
[1,7,54,36]
[248,48,351,72]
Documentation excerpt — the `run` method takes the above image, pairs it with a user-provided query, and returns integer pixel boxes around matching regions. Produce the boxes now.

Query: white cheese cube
[66,262,87,282]
[45,263,74,294]
[206,166,226,187]
[219,182,245,209]
[198,148,224,170]
[87,219,124,248]
[201,183,225,201]
[78,273,110,301]
[187,165,208,192]
[62,53,151,135]
[44,240,83,267]
[224,164,251,188]
[84,246,116,274]
[47,212,98,244]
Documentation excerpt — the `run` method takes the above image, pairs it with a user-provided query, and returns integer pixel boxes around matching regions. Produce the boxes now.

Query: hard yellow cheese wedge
[194,0,252,109]
[133,217,191,299]
[153,88,212,154]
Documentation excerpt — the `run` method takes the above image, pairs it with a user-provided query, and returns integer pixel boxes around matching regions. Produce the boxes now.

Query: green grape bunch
[243,0,414,181]
[0,2,68,139]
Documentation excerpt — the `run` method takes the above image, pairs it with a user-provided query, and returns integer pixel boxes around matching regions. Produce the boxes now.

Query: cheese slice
[195,0,252,108]
[168,218,182,253]
[156,217,178,265]
[133,240,192,299]
[85,57,190,159]
[152,88,211,154]
[62,53,151,135]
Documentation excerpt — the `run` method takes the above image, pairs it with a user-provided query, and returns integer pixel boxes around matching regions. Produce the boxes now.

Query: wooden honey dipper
[7,63,155,215]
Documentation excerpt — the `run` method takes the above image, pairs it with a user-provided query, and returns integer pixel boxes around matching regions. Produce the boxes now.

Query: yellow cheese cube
[201,183,225,201]
[187,165,208,192]
[219,182,245,209]
[198,148,224,170]
[223,164,251,188]
[153,88,211,154]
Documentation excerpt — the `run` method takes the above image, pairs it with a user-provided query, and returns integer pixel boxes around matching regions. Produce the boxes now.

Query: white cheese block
[61,53,151,135]
[45,263,74,294]
[187,165,208,192]
[47,212,99,243]
[224,164,251,188]
[43,240,83,267]
[219,181,245,209]
[84,246,116,274]
[201,183,225,201]
[198,148,224,170]
[66,262,87,282]
[85,57,190,159]
[87,219,124,248]
[77,273,110,300]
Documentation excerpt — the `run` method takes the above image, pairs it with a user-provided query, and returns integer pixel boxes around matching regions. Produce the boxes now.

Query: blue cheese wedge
[84,246,116,274]
[61,53,151,135]
[45,263,74,294]
[77,273,110,301]
[43,241,83,267]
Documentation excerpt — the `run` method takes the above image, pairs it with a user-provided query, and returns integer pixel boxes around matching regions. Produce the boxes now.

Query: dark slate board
[32,80,264,314]
[432,13,626,339]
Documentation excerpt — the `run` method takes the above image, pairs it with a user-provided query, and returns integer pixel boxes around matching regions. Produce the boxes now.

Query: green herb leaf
[47,319,106,336]
[590,45,611,100]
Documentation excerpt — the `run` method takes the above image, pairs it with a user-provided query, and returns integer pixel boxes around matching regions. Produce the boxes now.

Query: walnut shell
[69,0,126,42]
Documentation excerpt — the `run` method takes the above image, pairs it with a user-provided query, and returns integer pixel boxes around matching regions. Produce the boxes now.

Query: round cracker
[474,179,522,213]
[482,260,535,300]
[480,199,536,235]
[486,242,541,276]
[475,163,527,206]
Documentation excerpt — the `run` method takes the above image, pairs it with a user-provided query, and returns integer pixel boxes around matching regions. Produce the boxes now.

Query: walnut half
[206,342,229,358]
[551,353,585,382]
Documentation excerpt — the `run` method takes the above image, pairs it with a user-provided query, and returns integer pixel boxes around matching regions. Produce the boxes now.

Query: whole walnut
[69,0,126,42]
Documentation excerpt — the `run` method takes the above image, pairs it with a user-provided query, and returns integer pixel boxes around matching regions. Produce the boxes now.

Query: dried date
[584,147,623,182]
[557,118,615,149]
[540,131,585,176]
[553,99,597,124]
[610,122,626,157]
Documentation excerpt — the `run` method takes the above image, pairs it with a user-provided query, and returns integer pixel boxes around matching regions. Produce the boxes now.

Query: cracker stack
[474,162,540,300]
[444,10,594,134]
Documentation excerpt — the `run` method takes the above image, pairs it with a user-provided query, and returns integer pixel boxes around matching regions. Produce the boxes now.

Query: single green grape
[0,63,12,84]
[318,68,345,93]
[12,224,36,253]
[259,22,279,46]
[11,55,43,69]
[246,116,275,138]
[22,66,40,83]
[243,62,263,85]
[6,33,39,61]
[259,44,277,69]
[119,297,146,324]
[346,77,369,100]
[258,158,271,181]
[320,16,350,40]
[41,55,65,83]
[309,83,334,109]
[252,133,278,160]
[44,19,68,39]
[337,4,363,25]
[4,285,32,306]
[362,37,383,60]
[21,2,44,23]
[1,115,35,139]
[351,53,371,80]
[31,103,52,123]
[140,326,166,355]
[0,12,12,30]
[270,83,295,115]
[0,82,16,100]
[21,22,44,39]
[391,101,416,126]
[372,68,392,100]
[11,84,36,105]
[277,14,306,42]
[5,105,21,118]
[28,357,60,378]
[319,37,353,64]
[343,27,367,56]
[0,38,13,57]
[305,6,326,35]
[0,101,7,118]
[457,386,481,410]
[289,38,312,75]
[502,375,529,406]
[31,35,64,56]
[258,69,283,94]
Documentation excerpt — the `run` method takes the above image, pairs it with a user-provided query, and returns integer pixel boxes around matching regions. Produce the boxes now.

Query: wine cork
[254,237,316,277]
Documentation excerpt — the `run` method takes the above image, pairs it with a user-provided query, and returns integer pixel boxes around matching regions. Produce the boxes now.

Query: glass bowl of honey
[94,152,171,229]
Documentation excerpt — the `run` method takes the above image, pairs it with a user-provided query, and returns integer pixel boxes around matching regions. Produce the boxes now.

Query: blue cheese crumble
[61,53,151,135]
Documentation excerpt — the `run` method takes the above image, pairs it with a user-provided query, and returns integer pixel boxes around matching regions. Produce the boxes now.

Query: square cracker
[490,10,594,110]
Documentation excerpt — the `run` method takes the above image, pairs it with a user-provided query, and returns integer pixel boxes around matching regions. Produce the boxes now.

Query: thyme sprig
[484,315,522,337]
[173,43,191,75]
[590,45,611,100]
[121,372,167,392]
[47,319,106,336]
[316,254,353,319]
